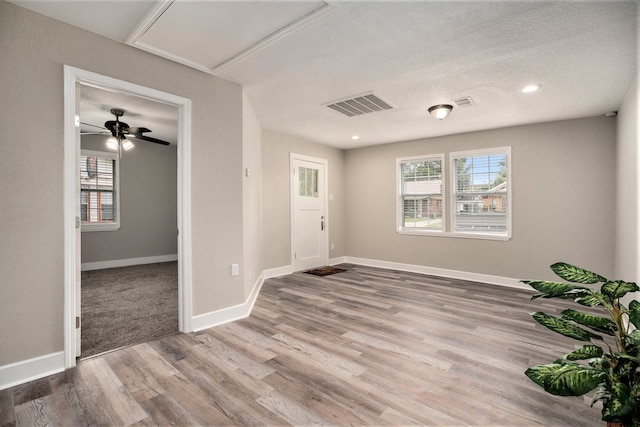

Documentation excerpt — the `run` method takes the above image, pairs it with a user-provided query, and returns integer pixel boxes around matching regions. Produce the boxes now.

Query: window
[80,150,120,231]
[397,147,511,240]
[451,147,511,239]
[299,166,319,198]
[397,155,444,232]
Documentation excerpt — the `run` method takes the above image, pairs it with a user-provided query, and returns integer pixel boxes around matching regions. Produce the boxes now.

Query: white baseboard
[328,256,347,266]
[191,272,266,332]
[0,351,65,391]
[81,254,178,271]
[263,264,293,279]
[343,256,526,290]
[259,256,524,290]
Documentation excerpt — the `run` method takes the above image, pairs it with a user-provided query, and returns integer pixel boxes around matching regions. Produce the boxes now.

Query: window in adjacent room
[450,147,511,239]
[80,150,120,231]
[397,154,444,233]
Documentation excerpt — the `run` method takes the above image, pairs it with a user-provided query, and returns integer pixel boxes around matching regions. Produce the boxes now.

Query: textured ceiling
[10,0,638,149]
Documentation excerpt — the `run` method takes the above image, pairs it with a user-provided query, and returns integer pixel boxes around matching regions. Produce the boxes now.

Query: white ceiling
[11,0,638,149]
[79,84,178,145]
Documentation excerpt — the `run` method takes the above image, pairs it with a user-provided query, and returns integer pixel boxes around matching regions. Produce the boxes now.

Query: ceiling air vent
[324,92,396,117]
[453,96,475,108]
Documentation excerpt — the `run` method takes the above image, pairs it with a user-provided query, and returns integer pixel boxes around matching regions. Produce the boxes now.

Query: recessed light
[351,135,360,140]
[522,84,541,93]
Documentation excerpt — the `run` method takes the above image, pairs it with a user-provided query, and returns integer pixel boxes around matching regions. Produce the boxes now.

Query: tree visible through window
[80,150,119,231]
[451,147,510,236]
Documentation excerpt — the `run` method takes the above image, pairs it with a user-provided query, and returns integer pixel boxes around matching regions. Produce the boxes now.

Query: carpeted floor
[81,261,178,358]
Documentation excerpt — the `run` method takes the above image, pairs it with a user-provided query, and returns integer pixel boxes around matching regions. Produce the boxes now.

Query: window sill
[81,223,120,232]
[397,228,511,241]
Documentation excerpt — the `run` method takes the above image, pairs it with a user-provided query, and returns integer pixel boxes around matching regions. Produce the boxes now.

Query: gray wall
[262,130,345,270]
[616,75,639,282]
[0,1,246,364]
[242,91,263,295]
[80,134,177,264]
[344,117,617,281]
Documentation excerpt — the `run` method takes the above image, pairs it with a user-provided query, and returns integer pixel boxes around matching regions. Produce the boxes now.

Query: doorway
[79,83,179,357]
[63,66,193,368]
[290,153,328,271]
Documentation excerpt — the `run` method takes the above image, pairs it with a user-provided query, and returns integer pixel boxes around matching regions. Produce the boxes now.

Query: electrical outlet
[330,243,335,250]
[231,264,239,276]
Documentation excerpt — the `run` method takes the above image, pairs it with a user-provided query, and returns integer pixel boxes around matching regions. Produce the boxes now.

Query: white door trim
[290,153,329,271]
[63,66,193,368]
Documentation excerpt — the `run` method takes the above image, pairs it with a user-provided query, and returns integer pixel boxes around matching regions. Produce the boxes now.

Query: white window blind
[80,150,120,231]
[397,155,444,232]
[451,147,510,237]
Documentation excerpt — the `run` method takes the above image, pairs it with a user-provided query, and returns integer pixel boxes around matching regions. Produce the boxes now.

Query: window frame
[396,154,446,235]
[449,146,511,241]
[80,149,120,232]
[396,147,512,241]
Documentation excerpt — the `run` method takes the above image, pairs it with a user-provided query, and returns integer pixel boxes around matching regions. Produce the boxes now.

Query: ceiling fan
[82,108,171,153]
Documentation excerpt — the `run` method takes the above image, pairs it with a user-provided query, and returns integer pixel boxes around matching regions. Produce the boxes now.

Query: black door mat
[303,266,348,277]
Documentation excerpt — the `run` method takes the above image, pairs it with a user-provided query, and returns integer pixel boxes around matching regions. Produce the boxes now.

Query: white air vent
[453,96,475,107]
[325,92,396,117]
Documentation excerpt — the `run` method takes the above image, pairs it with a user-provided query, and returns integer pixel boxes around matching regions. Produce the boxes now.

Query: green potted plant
[522,262,640,426]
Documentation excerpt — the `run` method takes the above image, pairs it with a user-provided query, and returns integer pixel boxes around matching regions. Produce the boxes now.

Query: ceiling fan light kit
[105,137,119,151]
[428,104,453,121]
[93,108,171,155]
[121,140,135,151]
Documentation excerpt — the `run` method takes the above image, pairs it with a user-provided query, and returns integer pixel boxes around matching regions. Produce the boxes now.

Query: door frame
[63,65,193,368]
[290,153,329,271]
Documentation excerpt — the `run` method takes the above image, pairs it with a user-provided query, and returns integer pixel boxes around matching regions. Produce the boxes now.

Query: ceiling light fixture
[121,139,135,151]
[428,104,453,121]
[351,135,360,140]
[522,84,541,93]
[105,137,119,151]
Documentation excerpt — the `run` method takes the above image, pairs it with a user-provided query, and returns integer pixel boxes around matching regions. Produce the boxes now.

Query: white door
[291,155,327,271]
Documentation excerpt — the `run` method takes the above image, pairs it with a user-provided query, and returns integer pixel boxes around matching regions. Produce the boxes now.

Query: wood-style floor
[1,264,603,426]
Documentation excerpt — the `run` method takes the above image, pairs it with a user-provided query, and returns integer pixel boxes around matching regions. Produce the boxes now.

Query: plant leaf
[629,300,640,329]
[522,280,588,299]
[602,382,635,420]
[574,290,604,307]
[525,363,562,389]
[591,385,609,406]
[616,353,640,365]
[531,312,602,342]
[562,344,604,361]
[601,281,640,300]
[625,329,640,348]
[525,362,604,396]
[550,262,607,284]
[561,309,616,335]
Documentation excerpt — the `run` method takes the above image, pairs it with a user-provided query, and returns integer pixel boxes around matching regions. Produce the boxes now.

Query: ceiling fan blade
[132,134,171,146]
[80,122,108,131]
[127,127,151,134]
